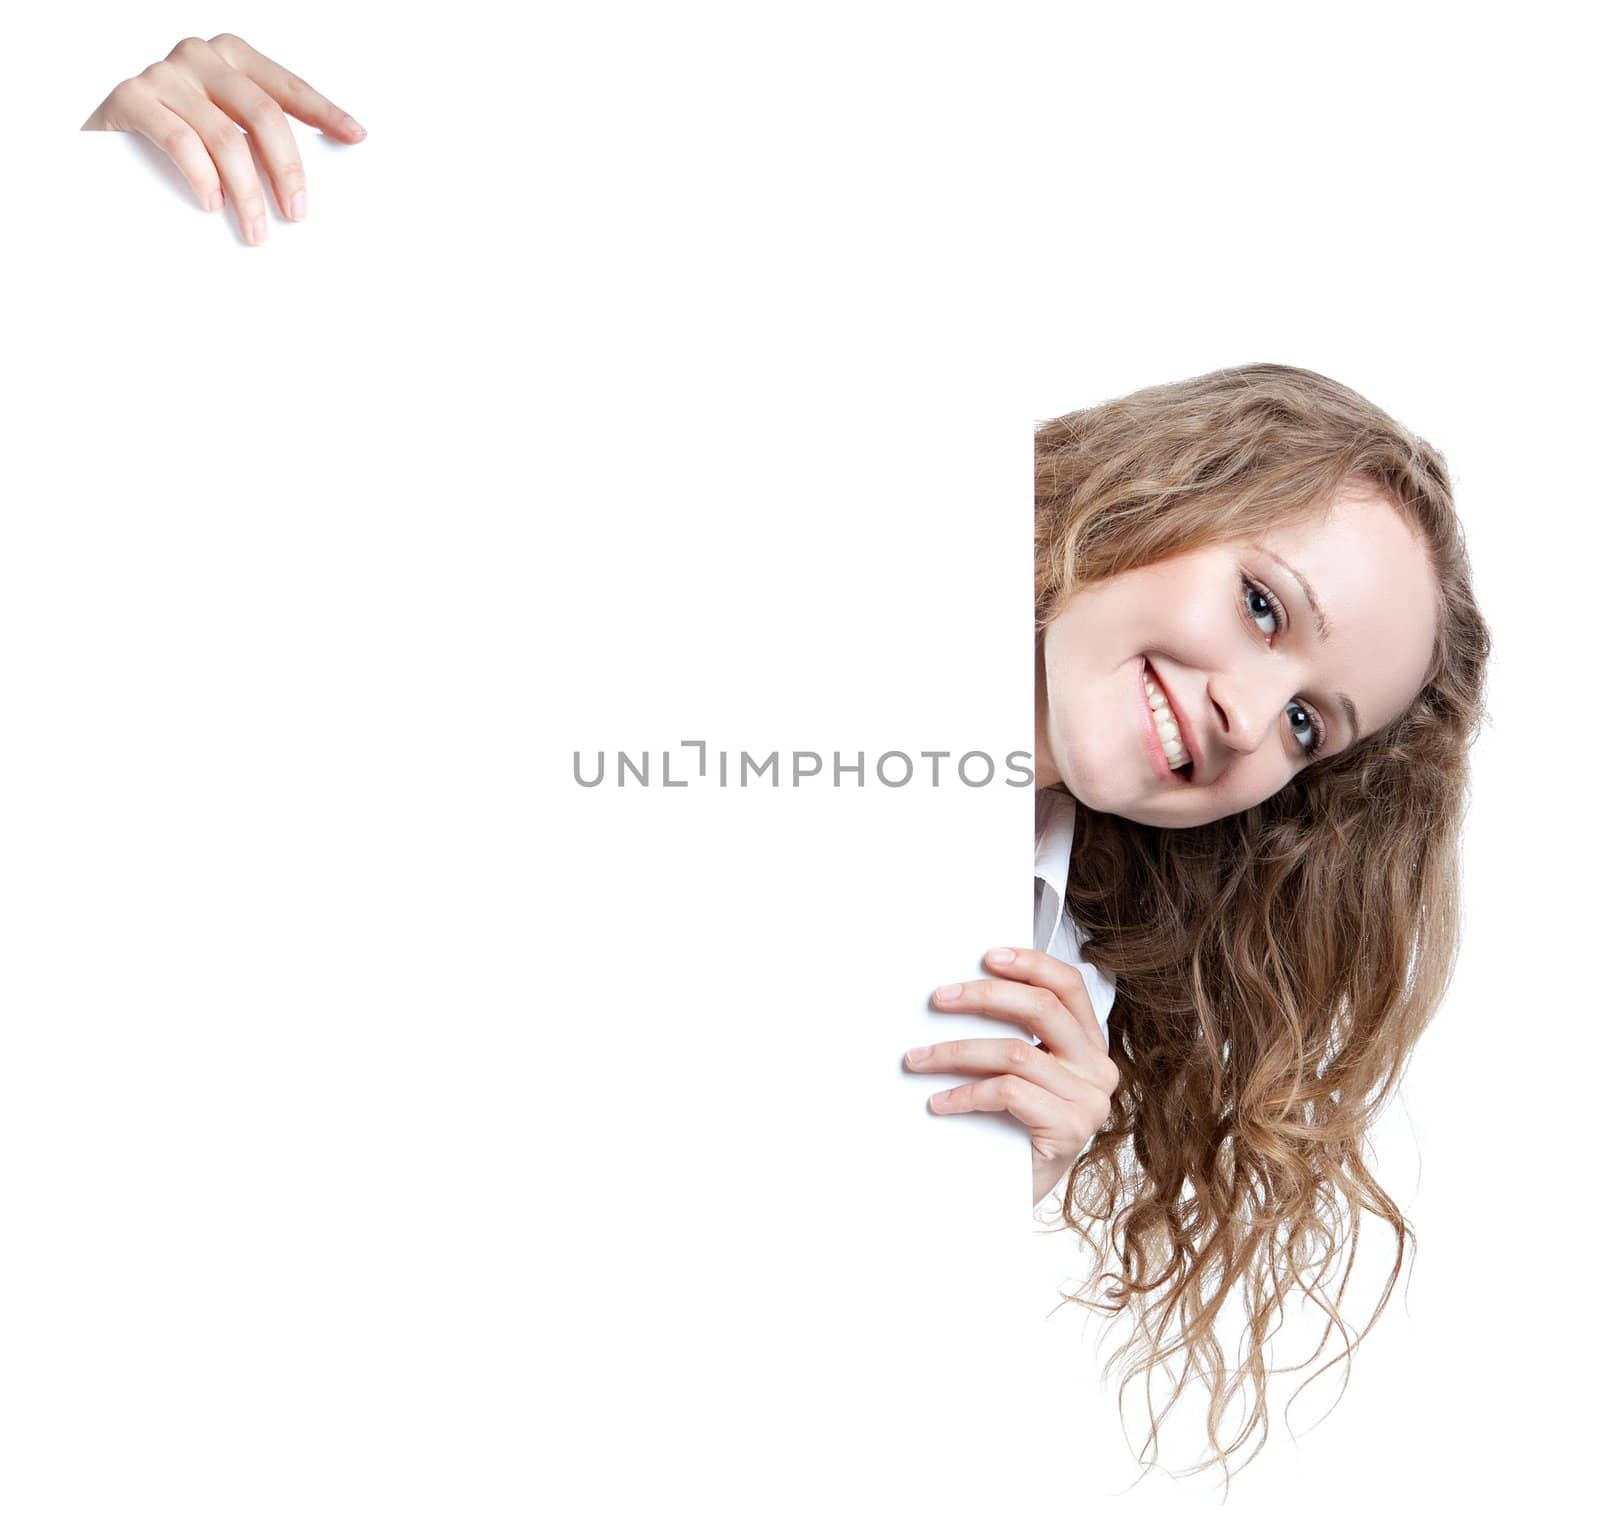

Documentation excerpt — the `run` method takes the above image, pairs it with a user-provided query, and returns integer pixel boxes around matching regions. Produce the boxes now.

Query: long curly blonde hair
[1035,363,1491,1490]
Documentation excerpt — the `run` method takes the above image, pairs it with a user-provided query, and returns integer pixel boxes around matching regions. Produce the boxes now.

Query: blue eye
[1242,577,1281,636]
[1286,700,1323,757]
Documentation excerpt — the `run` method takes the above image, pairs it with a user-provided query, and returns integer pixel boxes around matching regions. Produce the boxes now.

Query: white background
[1,3,1593,1523]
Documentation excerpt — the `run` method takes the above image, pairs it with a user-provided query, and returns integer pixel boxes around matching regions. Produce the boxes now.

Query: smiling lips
[1141,661,1194,776]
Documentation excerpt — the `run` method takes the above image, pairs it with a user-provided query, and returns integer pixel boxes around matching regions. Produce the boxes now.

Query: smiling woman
[1037,475,1441,828]
[909,363,1491,1488]
[1029,364,1491,1482]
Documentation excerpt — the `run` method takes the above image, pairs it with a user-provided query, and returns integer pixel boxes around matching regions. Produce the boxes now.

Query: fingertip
[206,187,224,213]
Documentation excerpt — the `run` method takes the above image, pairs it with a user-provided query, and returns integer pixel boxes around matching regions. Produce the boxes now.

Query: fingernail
[250,217,267,245]
[344,116,367,138]
[206,188,224,212]
[985,947,1016,966]
[930,1090,953,1108]
[289,189,306,221]
[933,984,962,1002]
[905,1046,932,1063]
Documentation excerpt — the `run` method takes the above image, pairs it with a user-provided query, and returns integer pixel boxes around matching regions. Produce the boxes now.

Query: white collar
[1034,785,1076,897]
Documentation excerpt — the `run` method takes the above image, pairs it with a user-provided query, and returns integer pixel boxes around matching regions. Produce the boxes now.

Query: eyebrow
[1246,542,1363,744]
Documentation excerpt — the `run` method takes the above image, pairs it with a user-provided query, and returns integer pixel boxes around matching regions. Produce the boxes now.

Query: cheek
[1143,571,1236,653]
[1227,755,1295,812]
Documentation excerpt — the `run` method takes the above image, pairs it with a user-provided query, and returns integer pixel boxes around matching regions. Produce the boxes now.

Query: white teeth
[1143,672,1192,771]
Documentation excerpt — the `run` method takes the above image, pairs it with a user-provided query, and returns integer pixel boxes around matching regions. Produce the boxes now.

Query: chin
[1056,746,1135,818]
[1071,778,1219,830]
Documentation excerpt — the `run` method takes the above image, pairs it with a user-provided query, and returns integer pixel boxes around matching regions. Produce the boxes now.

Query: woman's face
[1036,481,1439,829]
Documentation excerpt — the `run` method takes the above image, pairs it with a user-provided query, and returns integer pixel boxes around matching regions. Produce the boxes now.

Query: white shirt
[1032,785,1118,1213]
[1033,786,1118,1041]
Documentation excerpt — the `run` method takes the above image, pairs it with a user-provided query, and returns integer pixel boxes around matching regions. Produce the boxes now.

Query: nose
[1207,666,1283,755]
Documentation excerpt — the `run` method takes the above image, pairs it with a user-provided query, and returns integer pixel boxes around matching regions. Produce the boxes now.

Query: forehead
[1252,483,1438,740]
